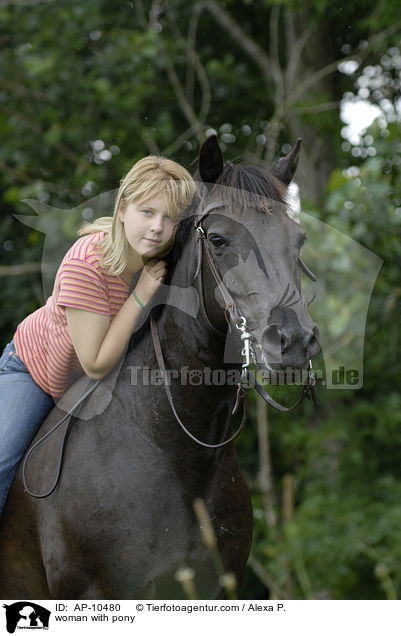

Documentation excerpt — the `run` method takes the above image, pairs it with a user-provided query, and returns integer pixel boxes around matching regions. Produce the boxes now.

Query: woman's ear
[117,205,125,223]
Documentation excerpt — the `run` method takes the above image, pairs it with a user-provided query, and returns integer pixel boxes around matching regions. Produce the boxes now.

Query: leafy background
[0,0,400,599]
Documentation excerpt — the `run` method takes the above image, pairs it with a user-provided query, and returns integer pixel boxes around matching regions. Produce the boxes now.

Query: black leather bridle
[150,199,321,449]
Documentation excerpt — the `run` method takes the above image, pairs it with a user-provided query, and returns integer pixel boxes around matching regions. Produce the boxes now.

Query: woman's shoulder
[63,232,106,267]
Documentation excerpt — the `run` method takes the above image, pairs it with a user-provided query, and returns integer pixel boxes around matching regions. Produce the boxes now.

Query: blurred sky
[341,99,382,144]
[339,56,401,144]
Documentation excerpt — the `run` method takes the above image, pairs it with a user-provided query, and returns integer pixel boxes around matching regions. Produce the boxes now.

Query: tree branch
[0,162,74,194]
[287,20,401,107]
[284,10,312,98]
[0,262,56,276]
[149,0,163,31]
[0,105,79,165]
[160,39,204,140]
[161,126,198,156]
[290,101,340,115]
[248,556,289,600]
[164,0,211,128]
[134,0,148,29]
[269,4,284,104]
[195,0,272,86]
[140,130,160,155]
[256,395,278,528]
[0,76,50,102]
[186,9,201,107]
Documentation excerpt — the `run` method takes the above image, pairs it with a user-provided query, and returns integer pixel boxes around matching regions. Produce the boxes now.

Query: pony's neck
[149,233,242,457]
[158,233,227,367]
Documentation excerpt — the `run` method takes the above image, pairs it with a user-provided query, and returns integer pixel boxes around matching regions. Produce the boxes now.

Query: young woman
[0,155,195,517]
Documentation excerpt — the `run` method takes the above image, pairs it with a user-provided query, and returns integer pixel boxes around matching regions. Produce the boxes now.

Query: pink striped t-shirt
[14,231,130,398]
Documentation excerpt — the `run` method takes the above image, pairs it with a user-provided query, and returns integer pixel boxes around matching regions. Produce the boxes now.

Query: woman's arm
[66,258,166,380]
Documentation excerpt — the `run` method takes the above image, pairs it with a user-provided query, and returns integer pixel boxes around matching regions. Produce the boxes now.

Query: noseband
[150,199,321,449]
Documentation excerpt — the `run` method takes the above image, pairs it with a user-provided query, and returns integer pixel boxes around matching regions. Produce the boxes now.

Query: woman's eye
[209,235,225,248]
[142,209,152,216]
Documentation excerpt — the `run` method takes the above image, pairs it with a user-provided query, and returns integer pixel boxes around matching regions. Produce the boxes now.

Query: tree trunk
[283,8,340,205]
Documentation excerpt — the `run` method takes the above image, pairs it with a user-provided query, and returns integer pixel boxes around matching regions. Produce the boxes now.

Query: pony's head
[192,135,321,372]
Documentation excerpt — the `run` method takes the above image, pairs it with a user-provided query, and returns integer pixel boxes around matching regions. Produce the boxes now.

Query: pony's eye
[209,234,226,248]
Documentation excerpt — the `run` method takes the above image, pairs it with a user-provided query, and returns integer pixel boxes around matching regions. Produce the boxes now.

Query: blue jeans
[0,340,55,516]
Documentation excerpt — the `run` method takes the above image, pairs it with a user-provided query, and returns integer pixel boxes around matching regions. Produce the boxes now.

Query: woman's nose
[151,215,163,232]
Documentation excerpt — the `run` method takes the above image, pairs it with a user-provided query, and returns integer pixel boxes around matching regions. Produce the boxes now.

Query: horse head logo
[3,602,51,633]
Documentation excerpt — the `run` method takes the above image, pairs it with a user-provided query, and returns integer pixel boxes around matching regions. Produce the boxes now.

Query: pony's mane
[166,159,288,274]
[202,160,287,207]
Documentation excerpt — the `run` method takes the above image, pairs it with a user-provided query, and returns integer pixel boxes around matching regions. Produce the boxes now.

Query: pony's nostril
[262,325,279,350]
[262,324,288,353]
[262,321,320,366]
[306,325,321,358]
[313,325,321,344]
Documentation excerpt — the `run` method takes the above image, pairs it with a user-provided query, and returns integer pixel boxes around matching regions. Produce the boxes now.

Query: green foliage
[251,477,401,599]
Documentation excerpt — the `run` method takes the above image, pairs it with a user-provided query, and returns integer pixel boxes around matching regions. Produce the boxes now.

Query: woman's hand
[134,258,166,306]
[65,260,164,379]
[65,260,167,381]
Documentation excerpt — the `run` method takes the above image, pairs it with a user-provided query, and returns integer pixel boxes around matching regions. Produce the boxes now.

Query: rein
[22,378,100,498]
[150,316,248,448]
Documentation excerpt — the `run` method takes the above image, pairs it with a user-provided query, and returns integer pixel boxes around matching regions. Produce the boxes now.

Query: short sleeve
[57,258,110,316]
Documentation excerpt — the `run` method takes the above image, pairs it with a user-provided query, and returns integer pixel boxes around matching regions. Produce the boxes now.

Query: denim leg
[0,341,54,516]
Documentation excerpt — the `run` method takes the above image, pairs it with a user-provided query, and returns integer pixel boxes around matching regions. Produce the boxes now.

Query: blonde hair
[78,155,195,275]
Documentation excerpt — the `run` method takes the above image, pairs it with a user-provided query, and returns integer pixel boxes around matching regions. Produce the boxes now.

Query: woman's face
[118,193,176,257]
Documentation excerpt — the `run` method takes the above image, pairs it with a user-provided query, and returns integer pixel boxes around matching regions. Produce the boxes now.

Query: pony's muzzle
[261,322,321,369]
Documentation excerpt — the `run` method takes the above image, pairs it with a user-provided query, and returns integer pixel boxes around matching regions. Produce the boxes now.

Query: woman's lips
[144,238,161,245]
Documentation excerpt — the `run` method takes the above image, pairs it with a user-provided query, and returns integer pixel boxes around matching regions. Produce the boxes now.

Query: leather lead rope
[22,378,100,498]
[150,315,248,449]
[247,368,322,412]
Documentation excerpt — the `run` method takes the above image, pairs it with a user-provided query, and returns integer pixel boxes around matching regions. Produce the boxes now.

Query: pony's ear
[199,135,224,183]
[271,138,301,186]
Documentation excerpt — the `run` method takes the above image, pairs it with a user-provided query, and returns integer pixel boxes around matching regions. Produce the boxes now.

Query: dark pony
[0,136,320,599]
